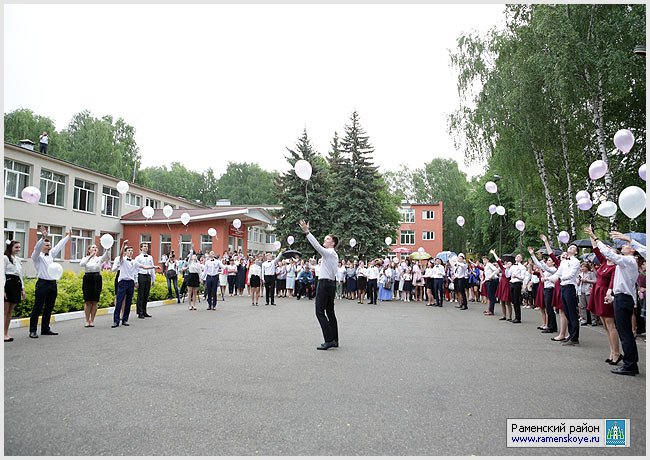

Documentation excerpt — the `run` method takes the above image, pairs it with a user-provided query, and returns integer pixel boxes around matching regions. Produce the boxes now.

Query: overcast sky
[4,4,505,180]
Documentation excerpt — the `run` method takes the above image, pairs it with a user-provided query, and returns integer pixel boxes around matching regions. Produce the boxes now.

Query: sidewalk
[9,298,180,329]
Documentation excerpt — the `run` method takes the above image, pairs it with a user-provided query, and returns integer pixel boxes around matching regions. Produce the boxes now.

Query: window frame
[400,208,415,223]
[422,231,436,241]
[101,186,121,217]
[37,224,64,260]
[73,179,96,213]
[4,159,31,199]
[39,169,66,208]
[422,210,435,220]
[4,219,27,258]
[400,230,415,246]
[70,228,95,261]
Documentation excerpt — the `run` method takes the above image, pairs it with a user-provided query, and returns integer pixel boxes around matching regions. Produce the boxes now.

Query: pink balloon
[613,129,635,154]
[21,186,41,204]
[577,198,593,211]
[588,160,608,180]
[485,181,498,194]
[488,204,497,215]
[558,231,570,244]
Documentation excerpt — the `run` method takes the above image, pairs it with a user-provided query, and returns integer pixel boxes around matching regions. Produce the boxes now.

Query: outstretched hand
[610,231,631,243]
[527,247,535,255]
[540,234,548,242]
[299,220,310,234]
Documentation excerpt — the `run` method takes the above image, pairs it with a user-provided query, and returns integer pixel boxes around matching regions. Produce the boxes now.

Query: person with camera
[165,253,181,302]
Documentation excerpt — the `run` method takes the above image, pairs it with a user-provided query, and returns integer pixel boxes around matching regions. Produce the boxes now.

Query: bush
[13,271,170,319]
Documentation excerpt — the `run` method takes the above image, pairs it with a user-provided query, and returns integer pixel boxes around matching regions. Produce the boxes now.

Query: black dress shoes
[29,332,38,338]
[111,323,120,328]
[121,322,130,326]
[332,340,339,348]
[317,341,336,350]
[41,330,58,335]
[511,319,521,324]
[143,313,152,318]
[609,355,624,365]
[138,315,145,319]
[611,366,638,376]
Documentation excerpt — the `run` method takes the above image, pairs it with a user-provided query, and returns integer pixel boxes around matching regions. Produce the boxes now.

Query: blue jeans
[114,280,135,324]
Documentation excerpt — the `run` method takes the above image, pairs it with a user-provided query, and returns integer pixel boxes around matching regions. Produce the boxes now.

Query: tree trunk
[558,117,576,238]
[533,146,560,240]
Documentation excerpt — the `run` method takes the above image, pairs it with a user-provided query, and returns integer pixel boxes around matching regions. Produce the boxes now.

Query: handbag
[384,279,392,289]
[166,269,177,278]
[448,281,455,291]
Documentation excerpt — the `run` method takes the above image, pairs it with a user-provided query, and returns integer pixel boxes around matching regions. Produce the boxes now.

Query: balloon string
[304,180,309,213]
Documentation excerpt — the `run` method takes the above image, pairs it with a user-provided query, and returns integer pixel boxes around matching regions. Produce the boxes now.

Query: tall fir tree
[273,129,331,258]
[333,111,400,259]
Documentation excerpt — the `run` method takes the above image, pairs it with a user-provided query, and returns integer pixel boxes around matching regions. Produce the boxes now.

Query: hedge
[14,271,172,319]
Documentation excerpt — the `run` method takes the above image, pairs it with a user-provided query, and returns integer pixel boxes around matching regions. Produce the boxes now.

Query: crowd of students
[4,225,646,376]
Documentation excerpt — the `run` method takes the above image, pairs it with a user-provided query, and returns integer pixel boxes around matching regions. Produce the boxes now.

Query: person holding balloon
[4,240,26,342]
[29,226,71,338]
[79,243,111,327]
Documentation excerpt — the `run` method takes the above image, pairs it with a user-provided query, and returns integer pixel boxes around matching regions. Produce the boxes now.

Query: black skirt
[356,276,367,291]
[249,274,261,288]
[186,272,200,288]
[82,272,103,302]
[5,275,22,304]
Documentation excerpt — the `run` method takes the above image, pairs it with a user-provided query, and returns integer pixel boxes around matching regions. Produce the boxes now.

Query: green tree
[139,162,204,203]
[4,108,60,154]
[215,162,280,205]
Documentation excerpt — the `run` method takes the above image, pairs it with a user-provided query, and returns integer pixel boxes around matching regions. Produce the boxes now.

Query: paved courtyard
[4,295,646,456]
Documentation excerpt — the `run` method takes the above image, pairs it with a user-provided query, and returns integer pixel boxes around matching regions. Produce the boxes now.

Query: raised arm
[32,225,47,263]
[50,229,71,259]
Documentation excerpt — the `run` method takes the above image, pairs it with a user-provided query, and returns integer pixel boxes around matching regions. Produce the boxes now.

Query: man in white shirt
[299,219,339,350]
[135,243,156,318]
[453,253,469,310]
[262,251,283,305]
[431,258,446,307]
[549,243,581,345]
[29,226,70,338]
[509,254,527,323]
[482,255,499,315]
[202,252,226,310]
[365,260,380,305]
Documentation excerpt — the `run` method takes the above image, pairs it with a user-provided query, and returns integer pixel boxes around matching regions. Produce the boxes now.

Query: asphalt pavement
[3,294,646,456]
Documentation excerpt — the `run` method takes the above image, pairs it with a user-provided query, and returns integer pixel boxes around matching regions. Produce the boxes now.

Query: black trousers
[561,285,580,342]
[136,274,152,316]
[205,275,219,307]
[315,279,338,343]
[456,278,468,307]
[30,279,57,333]
[510,281,522,321]
[486,279,498,313]
[433,278,444,306]
[264,275,276,304]
[614,293,638,371]
[544,287,557,332]
[367,279,378,304]
[227,275,236,294]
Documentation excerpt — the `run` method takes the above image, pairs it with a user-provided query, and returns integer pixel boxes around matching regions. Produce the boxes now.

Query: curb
[9,298,180,329]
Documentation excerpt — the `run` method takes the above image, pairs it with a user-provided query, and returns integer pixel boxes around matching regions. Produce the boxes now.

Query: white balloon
[577,198,593,211]
[558,231,570,244]
[21,186,41,204]
[272,240,282,251]
[116,181,129,195]
[385,237,392,246]
[180,212,191,226]
[496,205,506,216]
[613,128,635,154]
[639,164,647,182]
[485,181,498,194]
[588,160,608,180]
[208,228,217,237]
[142,206,155,219]
[349,238,357,248]
[233,218,242,229]
[596,201,618,218]
[456,216,465,227]
[418,247,425,254]
[47,262,63,280]
[294,159,313,181]
[515,220,525,231]
[163,205,174,218]
[618,186,646,219]
[393,257,399,263]
[287,235,294,245]
[488,204,497,215]
[100,233,114,250]
[575,190,590,202]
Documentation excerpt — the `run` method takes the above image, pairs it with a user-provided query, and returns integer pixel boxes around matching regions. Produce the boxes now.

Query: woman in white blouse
[79,244,111,327]
[4,240,25,342]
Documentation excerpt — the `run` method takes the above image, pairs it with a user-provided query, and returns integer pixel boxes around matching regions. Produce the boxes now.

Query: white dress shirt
[509,263,527,283]
[80,251,111,273]
[365,266,379,280]
[262,254,282,277]
[135,252,155,279]
[453,262,468,279]
[203,259,225,278]
[112,257,144,282]
[248,263,262,281]
[305,232,339,281]
[553,256,580,287]
[597,241,641,297]
[531,255,557,289]
[483,262,498,281]
[432,265,445,279]
[32,236,70,280]
[4,255,24,285]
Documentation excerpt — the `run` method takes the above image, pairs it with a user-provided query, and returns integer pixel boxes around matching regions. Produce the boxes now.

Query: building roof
[4,142,207,209]
[121,206,276,226]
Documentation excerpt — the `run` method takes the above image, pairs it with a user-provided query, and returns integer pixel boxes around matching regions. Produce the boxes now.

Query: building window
[37,224,64,259]
[400,208,415,223]
[4,159,30,199]
[422,231,436,241]
[180,235,193,259]
[39,169,66,207]
[265,233,276,244]
[70,228,94,261]
[145,198,161,209]
[160,234,172,261]
[253,227,260,243]
[4,220,27,257]
[101,186,120,217]
[139,234,152,252]
[125,193,142,207]
[200,235,212,254]
[400,230,415,245]
[73,179,95,213]
[422,210,435,220]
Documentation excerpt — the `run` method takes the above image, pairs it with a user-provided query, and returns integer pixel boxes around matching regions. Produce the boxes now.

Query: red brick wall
[390,202,444,257]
